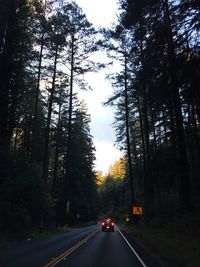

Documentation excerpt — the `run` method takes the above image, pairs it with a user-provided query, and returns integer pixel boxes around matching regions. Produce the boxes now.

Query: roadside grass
[72,220,97,228]
[30,225,69,239]
[120,213,200,267]
[0,221,97,245]
[31,220,97,239]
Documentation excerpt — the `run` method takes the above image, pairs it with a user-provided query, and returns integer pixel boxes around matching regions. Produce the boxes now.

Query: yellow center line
[43,230,98,267]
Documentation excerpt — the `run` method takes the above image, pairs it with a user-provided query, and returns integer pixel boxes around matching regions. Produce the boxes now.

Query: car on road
[101,218,115,232]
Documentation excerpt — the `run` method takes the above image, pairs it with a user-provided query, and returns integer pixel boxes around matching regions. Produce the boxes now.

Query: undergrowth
[121,212,200,267]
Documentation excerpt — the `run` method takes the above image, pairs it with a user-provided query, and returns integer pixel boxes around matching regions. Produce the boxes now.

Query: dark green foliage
[0,0,99,238]
[104,0,200,223]
[0,149,45,238]
[55,103,97,225]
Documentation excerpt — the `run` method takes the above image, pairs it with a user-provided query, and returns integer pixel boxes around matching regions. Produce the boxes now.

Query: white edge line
[116,226,148,267]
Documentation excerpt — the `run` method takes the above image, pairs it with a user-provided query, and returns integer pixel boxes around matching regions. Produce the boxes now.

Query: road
[0,224,159,267]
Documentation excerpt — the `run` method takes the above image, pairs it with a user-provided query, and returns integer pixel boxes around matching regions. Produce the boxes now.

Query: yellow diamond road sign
[133,206,143,215]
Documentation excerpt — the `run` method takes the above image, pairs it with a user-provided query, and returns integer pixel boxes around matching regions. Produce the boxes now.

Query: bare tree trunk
[151,108,157,151]
[137,96,146,175]
[142,84,154,207]
[0,0,9,50]
[162,109,168,143]
[124,53,135,214]
[52,92,62,192]
[130,126,138,164]
[31,1,46,161]
[139,34,154,217]
[0,0,16,148]
[42,44,58,184]
[163,0,192,211]
[64,34,75,224]
[39,43,58,229]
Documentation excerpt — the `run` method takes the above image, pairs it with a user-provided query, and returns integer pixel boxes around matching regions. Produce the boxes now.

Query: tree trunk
[124,53,135,214]
[0,0,8,51]
[31,1,46,161]
[0,0,16,148]
[64,34,75,224]
[163,0,192,211]
[42,44,58,184]
[137,95,146,174]
[52,92,62,193]
[139,34,154,217]
[142,83,154,209]
[151,108,157,151]
[162,109,168,143]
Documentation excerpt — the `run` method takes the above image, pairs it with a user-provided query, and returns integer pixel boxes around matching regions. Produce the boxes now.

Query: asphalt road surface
[0,224,158,267]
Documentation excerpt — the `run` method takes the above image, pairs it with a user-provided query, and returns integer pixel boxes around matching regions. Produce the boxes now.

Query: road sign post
[132,206,143,225]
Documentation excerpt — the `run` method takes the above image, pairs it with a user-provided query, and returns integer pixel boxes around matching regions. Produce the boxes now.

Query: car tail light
[111,222,114,226]
[102,222,105,226]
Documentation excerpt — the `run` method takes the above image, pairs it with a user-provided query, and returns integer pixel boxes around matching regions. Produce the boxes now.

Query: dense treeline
[0,0,99,237]
[97,158,127,218]
[0,0,199,239]
[103,0,200,223]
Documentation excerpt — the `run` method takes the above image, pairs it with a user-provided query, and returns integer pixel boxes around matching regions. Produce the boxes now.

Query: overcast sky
[74,0,122,174]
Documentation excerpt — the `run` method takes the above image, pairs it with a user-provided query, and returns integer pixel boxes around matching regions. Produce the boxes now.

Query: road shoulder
[118,225,174,267]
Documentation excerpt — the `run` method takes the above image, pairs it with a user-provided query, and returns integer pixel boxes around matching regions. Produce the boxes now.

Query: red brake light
[111,222,114,226]
[102,222,105,225]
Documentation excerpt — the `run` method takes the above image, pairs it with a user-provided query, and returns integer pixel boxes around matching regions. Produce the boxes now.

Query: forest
[0,0,200,241]
[101,0,200,224]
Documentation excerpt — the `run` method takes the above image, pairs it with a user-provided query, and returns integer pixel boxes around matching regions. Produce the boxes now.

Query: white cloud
[75,0,119,27]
